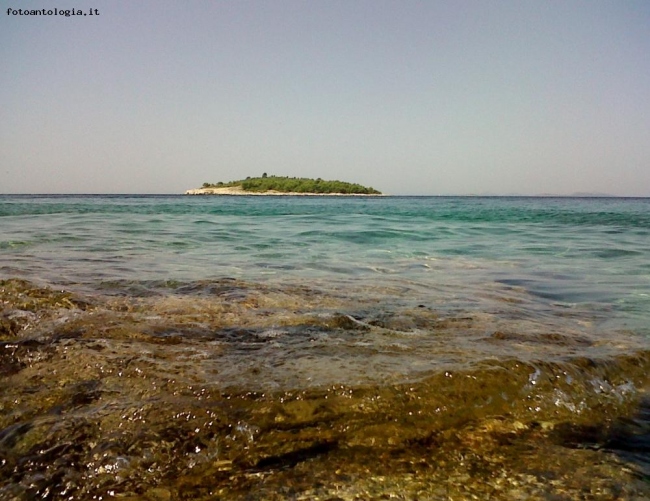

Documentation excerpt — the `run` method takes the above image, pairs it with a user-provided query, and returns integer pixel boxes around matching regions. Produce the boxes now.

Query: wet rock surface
[1,279,649,500]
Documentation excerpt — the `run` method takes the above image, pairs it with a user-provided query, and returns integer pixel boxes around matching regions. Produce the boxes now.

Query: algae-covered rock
[1,279,649,500]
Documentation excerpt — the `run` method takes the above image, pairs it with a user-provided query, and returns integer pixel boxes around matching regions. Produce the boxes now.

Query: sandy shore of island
[184,186,385,196]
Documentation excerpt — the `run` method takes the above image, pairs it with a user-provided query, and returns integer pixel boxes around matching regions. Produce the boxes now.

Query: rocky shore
[2,278,649,500]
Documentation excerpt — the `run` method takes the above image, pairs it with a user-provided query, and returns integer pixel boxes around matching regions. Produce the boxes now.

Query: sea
[1,194,649,500]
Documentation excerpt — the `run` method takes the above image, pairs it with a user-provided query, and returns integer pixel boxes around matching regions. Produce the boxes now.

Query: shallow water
[1,195,649,499]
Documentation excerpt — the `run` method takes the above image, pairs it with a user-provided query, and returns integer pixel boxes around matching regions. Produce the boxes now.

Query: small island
[185,175,383,196]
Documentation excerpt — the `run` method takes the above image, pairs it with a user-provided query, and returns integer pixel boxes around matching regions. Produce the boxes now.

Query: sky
[1,1,649,196]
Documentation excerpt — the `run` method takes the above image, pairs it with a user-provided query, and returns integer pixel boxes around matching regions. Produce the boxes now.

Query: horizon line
[1,193,649,198]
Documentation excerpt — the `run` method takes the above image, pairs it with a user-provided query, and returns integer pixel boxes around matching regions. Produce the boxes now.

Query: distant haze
[1,1,649,195]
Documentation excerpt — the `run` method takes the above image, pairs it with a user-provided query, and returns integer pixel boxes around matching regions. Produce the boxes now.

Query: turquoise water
[2,195,650,499]
[1,195,649,333]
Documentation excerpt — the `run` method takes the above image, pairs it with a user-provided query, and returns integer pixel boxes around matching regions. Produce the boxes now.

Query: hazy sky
[1,1,649,195]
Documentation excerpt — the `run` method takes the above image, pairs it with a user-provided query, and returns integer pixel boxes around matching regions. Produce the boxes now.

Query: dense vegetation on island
[202,175,381,194]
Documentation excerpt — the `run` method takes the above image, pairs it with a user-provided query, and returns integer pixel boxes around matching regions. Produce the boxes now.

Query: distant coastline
[185,175,383,196]
[539,192,615,198]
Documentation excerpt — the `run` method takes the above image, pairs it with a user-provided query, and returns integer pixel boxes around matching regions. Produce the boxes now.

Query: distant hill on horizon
[537,192,615,198]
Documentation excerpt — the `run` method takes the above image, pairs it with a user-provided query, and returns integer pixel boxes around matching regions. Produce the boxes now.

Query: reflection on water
[1,278,649,500]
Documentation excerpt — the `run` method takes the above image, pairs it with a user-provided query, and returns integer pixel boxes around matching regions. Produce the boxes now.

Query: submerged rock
[1,279,649,500]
